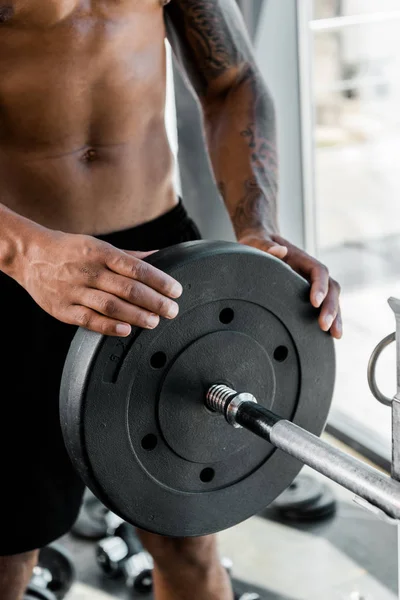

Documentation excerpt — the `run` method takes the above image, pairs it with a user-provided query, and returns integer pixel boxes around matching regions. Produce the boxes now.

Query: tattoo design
[230,68,278,236]
[167,0,242,92]
[167,3,278,236]
[240,123,278,187]
[232,175,278,236]
[232,178,264,233]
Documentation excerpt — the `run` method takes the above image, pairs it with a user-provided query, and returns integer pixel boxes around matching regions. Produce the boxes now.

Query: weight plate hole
[274,346,289,363]
[141,434,158,451]
[219,308,234,324]
[200,468,215,483]
[150,352,167,369]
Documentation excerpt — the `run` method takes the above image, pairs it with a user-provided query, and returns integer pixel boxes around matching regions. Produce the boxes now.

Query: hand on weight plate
[16,228,183,336]
[238,232,342,340]
[61,241,336,537]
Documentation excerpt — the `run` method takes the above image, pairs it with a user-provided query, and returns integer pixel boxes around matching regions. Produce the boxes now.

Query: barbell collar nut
[227,393,258,427]
[206,385,258,428]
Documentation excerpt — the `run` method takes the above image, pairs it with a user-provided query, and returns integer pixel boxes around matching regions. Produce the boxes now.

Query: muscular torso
[0,0,176,234]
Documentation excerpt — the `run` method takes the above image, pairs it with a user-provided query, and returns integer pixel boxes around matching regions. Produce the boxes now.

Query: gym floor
[58,436,398,600]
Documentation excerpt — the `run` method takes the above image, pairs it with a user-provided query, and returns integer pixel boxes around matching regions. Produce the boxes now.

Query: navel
[81,148,99,163]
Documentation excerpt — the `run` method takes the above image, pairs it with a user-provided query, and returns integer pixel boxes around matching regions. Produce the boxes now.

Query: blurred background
[311,0,400,462]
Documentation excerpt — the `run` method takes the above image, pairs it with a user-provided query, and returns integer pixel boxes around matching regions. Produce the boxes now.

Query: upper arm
[165,0,257,100]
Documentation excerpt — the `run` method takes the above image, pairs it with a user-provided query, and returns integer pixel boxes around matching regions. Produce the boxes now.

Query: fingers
[105,249,183,299]
[61,244,181,336]
[330,308,342,340]
[282,252,342,339]
[91,272,180,320]
[67,306,134,337]
[68,291,163,336]
[310,265,343,338]
[270,234,290,257]
[264,244,288,260]
[78,240,342,340]
[81,289,165,330]
[123,250,159,259]
[309,265,330,309]
[309,269,342,339]
[271,235,342,339]
[239,234,288,260]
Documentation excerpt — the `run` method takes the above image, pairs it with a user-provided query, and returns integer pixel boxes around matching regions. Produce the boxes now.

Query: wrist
[236,226,278,242]
[0,212,49,281]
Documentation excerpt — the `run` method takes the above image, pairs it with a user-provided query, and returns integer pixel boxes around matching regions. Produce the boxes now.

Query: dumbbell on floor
[122,550,154,594]
[96,521,234,594]
[96,522,153,593]
[124,552,234,595]
[25,543,76,600]
[96,521,143,577]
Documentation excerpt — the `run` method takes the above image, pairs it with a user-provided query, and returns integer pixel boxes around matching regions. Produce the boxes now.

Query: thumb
[268,234,290,259]
[239,235,288,260]
[263,243,288,260]
[123,249,159,259]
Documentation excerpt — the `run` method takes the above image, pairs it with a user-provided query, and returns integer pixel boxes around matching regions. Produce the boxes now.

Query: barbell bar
[206,384,400,522]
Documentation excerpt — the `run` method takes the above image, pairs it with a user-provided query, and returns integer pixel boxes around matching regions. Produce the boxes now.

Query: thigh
[0,209,201,554]
[0,274,85,555]
[0,551,38,600]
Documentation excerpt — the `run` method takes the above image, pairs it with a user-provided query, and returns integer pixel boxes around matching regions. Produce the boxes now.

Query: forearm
[0,203,45,278]
[165,1,279,238]
[203,67,279,240]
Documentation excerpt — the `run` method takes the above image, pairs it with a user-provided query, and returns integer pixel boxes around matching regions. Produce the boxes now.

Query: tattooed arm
[165,0,342,339]
[165,0,280,244]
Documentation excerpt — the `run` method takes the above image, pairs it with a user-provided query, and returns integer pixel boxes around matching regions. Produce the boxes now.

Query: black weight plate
[273,474,324,511]
[60,240,335,537]
[39,543,76,600]
[281,484,337,522]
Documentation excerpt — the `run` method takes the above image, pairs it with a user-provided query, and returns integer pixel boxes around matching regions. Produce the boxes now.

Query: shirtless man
[0,1,342,599]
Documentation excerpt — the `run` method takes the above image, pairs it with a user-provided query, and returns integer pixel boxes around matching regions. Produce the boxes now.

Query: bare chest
[0,0,170,152]
[0,0,170,27]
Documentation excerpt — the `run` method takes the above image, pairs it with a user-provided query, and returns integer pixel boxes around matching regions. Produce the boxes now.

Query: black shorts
[0,201,201,556]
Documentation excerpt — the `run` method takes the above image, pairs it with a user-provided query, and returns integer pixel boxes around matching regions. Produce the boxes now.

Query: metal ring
[367,332,396,407]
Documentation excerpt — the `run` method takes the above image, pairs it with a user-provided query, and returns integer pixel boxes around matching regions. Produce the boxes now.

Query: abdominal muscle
[0,124,178,236]
[0,0,179,235]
